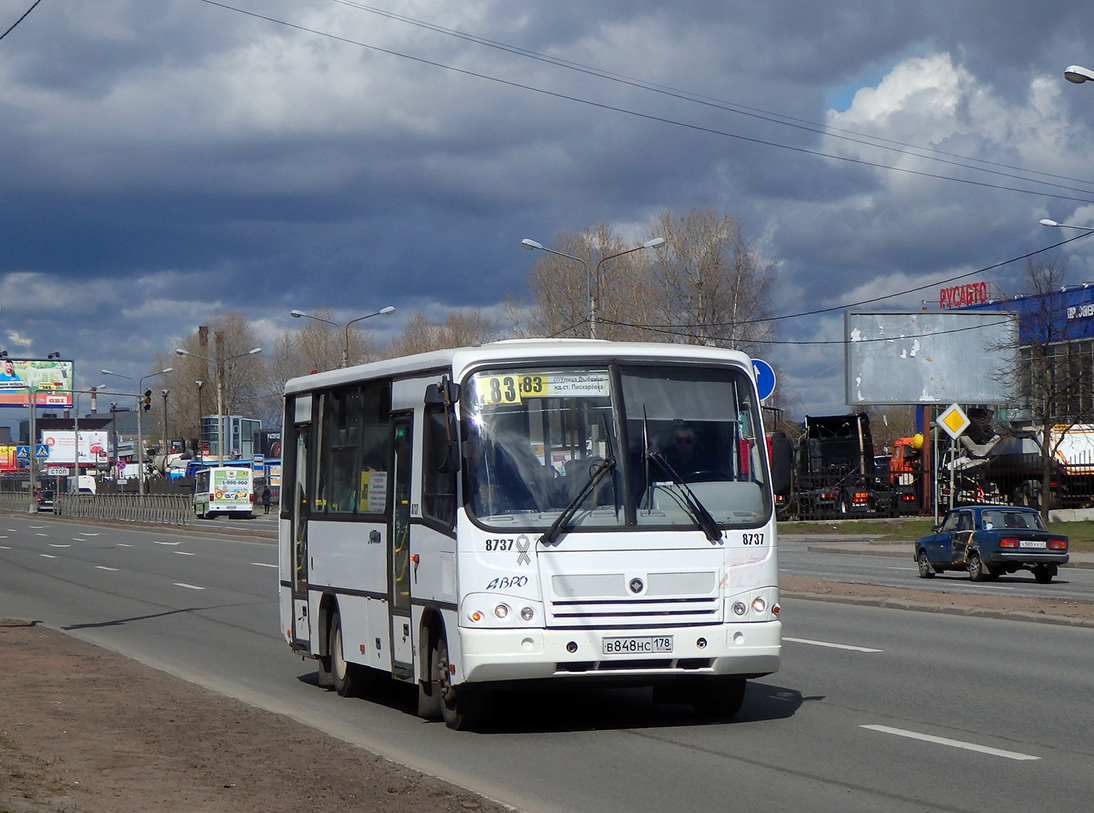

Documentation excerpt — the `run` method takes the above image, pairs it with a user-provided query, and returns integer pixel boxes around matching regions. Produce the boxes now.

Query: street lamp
[102,367,172,495]
[290,307,395,367]
[593,237,666,336]
[521,238,593,337]
[1065,65,1094,84]
[176,347,261,462]
[521,236,666,339]
[1040,218,1094,231]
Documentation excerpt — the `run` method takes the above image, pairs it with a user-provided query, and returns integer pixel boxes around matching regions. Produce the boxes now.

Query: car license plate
[1020,540,1047,549]
[602,636,673,655]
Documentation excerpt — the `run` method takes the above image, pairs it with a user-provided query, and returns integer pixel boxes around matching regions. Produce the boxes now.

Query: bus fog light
[566,641,579,653]
[752,597,767,614]
[494,604,509,619]
[732,601,747,616]
[520,606,535,621]
[696,637,707,649]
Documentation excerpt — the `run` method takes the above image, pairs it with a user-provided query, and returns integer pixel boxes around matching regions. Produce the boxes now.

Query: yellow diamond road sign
[939,403,970,440]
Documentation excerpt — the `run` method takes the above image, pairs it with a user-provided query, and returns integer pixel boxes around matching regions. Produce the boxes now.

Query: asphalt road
[1,514,1092,812]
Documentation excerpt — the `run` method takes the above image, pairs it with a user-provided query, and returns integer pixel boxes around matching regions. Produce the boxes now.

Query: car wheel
[1033,564,1054,584]
[967,551,985,582]
[916,550,935,579]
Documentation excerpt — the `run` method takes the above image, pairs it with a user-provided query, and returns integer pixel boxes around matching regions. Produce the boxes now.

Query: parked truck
[772,413,895,520]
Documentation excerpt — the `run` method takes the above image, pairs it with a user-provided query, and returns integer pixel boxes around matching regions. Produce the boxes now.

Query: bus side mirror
[425,379,460,405]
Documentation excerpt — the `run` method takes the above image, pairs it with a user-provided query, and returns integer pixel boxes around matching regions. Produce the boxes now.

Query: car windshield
[981,510,1046,531]
[461,363,769,533]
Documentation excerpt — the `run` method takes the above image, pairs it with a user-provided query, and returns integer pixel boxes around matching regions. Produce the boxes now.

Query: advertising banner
[0,359,74,408]
[40,431,109,465]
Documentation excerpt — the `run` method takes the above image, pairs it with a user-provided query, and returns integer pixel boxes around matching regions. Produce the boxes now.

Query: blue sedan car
[914,504,1068,583]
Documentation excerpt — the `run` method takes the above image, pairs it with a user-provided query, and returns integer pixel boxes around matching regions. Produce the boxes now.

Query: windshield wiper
[645,450,723,543]
[539,457,616,547]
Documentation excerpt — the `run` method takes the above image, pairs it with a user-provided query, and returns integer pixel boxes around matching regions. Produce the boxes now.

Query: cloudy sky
[4,0,1094,423]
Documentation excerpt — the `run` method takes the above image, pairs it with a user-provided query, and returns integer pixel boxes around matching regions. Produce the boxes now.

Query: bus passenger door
[389,413,414,678]
[290,419,312,649]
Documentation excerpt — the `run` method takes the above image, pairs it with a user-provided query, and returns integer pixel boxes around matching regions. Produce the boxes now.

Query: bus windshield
[462,363,769,532]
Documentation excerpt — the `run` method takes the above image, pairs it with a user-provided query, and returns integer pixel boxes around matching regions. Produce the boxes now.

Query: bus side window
[423,406,457,528]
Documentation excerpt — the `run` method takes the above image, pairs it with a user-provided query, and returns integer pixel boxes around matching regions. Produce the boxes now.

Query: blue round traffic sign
[751,358,776,401]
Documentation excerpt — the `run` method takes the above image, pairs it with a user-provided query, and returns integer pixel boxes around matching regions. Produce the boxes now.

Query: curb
[805,544,1094,570]
[784,590,1094,629]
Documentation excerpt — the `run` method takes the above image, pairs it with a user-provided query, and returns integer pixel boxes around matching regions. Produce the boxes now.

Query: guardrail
[55,493,195,526]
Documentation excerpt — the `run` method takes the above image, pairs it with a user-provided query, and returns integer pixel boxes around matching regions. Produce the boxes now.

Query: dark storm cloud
[1,0,1093,416]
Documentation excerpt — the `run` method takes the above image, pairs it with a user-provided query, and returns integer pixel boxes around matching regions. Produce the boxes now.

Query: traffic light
[143,389,152,411]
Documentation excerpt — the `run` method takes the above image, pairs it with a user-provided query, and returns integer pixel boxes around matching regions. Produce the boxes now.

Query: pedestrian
[261,485,272,514]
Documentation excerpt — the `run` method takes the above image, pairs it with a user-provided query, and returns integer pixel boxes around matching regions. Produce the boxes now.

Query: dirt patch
[0,620,509,813]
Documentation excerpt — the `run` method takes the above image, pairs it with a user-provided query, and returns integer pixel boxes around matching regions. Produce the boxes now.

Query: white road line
[861,725,1040,761]
[0,545,10,550]
[174,582,205,590]
[783,637,883,653]
[117,543,133,548]
[48,544,71,548]
[39,553,57,559]
[155,540,183,546]
[173,551,196,556]
[95,566,119,572]
[252,562,278,568]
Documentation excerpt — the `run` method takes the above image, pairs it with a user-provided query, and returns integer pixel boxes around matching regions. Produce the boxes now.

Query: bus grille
[547,571,721,628]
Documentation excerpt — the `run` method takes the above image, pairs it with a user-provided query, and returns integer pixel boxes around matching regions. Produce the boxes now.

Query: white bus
[193,466,255,518]
[278,340,781,730]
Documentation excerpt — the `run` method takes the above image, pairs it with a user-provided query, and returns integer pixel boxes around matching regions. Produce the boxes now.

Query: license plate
[1019,540,1047,549]
[602,636,673,655]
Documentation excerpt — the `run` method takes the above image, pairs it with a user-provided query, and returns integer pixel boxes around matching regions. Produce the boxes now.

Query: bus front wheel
[329,611,361,698]
[690,676,747,721]
[433,635,491,731]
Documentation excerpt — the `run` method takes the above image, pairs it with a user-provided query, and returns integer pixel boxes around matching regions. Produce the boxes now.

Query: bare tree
[383,309,497,357]
[520,210,778,350]
[1007,256,1092,518]
[156,312,272,448]
[648,209,777,352]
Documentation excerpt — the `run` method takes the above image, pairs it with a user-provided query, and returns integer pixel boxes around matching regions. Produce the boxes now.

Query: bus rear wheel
[433,635,491,731]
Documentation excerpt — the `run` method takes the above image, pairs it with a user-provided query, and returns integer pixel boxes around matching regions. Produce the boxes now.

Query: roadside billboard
[40,431,109,466]
[0,359,74,408]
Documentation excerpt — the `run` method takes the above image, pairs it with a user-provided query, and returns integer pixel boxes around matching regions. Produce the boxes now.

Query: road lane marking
[0,545,10,550]
[39,554,57,559]
[861,725,1040,761]
[252,562,278,568]
[155,540,182,546]
[49,544,71,548]
[117,543,133,547]
[173,551,196,556]
[783,636,882,653]
[174,582,205,590]
[95,566,119,571]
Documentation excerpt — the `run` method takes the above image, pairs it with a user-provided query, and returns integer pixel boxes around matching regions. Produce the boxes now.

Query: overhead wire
[198,0,1094,205]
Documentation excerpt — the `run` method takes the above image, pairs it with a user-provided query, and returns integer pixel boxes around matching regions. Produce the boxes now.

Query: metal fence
[55,493,195,526]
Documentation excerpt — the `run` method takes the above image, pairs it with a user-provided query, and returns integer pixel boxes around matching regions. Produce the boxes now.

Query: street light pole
[102,367,172,495]
[290,307,396,368]
[592,237,667,337]
[522,237,666,339]
[521,239,593,337]
[176,348,261,462]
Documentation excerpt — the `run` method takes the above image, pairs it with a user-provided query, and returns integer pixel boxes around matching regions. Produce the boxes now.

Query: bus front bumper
[454,620,781,685]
